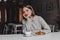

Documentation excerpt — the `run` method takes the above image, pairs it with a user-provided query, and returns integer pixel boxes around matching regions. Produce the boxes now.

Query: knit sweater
[22,15,51,33]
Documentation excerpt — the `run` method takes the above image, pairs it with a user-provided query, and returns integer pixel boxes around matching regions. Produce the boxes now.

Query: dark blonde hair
[23,4,35,16]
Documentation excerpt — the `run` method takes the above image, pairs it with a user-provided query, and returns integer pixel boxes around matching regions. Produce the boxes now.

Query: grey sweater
[22,15,51,33]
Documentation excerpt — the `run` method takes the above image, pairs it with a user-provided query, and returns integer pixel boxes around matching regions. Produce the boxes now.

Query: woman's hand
[35,32,45,35]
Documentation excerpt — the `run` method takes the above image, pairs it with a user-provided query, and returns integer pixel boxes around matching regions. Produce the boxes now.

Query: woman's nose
[25,12,27,14]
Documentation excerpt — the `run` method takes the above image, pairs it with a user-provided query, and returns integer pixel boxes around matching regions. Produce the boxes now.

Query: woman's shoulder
[35,15,43,19]
[35,15,45,22]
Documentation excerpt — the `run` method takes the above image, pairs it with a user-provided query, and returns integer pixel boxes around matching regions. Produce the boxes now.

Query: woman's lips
[25,14,28,17]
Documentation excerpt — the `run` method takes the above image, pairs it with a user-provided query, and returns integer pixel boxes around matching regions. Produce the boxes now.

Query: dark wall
[57,0,60,29]
[0,1,5,34]
[7,1,18,23]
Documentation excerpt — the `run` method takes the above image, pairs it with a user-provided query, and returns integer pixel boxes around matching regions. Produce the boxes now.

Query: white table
[0,32,60,40]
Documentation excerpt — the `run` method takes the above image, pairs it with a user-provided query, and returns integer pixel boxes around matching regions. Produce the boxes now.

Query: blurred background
[0,0,60,34]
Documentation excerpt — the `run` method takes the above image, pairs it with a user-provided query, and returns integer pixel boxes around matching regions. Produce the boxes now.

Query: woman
[22,5,51,35]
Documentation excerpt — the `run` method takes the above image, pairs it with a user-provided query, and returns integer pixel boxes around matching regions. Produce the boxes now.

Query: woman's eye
[23,11,25,13]
[26,10,28,11]
[23,10,29,13]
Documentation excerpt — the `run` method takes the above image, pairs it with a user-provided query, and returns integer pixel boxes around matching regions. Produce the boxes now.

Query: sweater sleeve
[22,19,32,33]
[39,16,51,33]
[22,20,27,33]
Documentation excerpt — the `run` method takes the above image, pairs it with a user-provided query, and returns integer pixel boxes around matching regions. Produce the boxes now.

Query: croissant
[35,32,45,35]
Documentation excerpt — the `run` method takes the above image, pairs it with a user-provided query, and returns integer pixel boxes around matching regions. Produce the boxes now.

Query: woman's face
[23,7,32,18]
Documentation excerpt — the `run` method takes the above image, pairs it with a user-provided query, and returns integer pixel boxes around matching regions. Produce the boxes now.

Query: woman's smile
[25,14,28,17]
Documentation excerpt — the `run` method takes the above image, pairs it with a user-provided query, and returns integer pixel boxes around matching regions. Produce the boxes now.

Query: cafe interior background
[0,0,60,34]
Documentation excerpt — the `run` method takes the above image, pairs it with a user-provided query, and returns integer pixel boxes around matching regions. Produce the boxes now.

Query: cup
[24,31,32,37]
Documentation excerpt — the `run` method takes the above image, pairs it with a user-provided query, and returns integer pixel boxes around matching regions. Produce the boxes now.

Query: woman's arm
[39,16,51,33]
[22,20,27,33]
[22,19,32,33]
